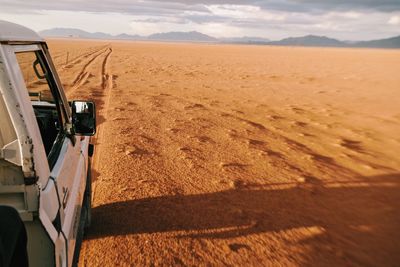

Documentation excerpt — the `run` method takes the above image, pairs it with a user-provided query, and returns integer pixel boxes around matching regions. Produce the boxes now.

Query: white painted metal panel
[4,44,51,185]
[0,20,44,42]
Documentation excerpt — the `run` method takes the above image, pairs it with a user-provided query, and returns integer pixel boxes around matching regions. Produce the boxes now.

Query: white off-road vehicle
[0,21,95,266]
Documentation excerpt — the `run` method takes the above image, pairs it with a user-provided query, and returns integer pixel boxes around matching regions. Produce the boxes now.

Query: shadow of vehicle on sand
[87,173,400,265]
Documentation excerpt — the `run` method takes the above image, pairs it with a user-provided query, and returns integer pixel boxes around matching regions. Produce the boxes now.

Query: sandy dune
[46,39,400,266]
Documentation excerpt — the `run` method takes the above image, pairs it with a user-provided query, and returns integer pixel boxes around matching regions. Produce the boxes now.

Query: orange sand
[47,39,400,266]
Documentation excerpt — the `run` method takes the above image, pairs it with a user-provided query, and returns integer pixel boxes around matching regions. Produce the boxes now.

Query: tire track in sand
[91,47,113,203]
[68,46,111,95]
[78,47,113,266]
[60,44,109,70]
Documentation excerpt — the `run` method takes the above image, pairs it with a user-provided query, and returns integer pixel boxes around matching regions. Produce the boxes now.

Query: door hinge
[0,139,21,166]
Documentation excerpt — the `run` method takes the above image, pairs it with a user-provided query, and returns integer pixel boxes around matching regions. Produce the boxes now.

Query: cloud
[297,0,400,12]
[205,4,286,21]
[130,16,191,35]
[0,0,400,40]
[206,5,261,18]
[325,11,362,19]
[388,15,400,25]
[1,0,400,15]
[0,0,208,16]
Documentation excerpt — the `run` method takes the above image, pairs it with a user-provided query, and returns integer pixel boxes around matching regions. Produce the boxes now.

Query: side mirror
[71,101,96,136]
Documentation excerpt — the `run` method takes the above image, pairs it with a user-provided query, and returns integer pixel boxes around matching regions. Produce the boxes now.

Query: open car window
[14,47,67,168]
[15,50,55,103]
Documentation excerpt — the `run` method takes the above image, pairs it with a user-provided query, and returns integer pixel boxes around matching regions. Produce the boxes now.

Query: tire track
[101,48,113,90]
[71,47,110,85]
[61,44,109,70]
[71,46,113,267]
[67,47,111,96]
[91,47,113,203]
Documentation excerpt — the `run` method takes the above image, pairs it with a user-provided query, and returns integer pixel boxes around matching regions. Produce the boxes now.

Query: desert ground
[47,39,400,266]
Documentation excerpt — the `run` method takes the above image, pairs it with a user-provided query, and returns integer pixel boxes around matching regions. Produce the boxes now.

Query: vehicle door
[12,44,88,266]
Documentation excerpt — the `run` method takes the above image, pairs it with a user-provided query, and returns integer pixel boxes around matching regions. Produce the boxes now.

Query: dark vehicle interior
[32,104,60,155]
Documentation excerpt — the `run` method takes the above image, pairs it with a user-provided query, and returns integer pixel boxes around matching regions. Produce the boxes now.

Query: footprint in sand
[166,128,179,133]
[247,139,266,146]
[227,179,252,189]
[158,93,171,97]
[259,149,284,159]
[239,74,251,80]
[178,146,192,159]
[91,92,104,97]
[194,135,214,143]
[267,114,285,121]
[177,146,203,162]
[178,146,191,152]
[287,106,306,114]
[184,103,206,110]
[228,243,251,252]
[246,139,268,152]
[123,101,136,106]
[220,112,233,118]
[298,132,315,138]
[340,138,366,154]
[291,121,308,128]
[119,127,134,135]
[240,119,267,131]
[232,109,245,115]
[220,162,249,171]
[138,134,155,143]
[269,75,280,79]
[309,153,336,164]
[226,129,239,140]
[111,117,127,121]
[125,146,150,157]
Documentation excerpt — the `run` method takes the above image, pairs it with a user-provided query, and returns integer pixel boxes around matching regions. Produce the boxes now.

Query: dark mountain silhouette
[267,35,346,47]
[353,35,400,48]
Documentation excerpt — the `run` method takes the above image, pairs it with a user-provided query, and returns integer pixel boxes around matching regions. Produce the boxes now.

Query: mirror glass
[72,101,96,136]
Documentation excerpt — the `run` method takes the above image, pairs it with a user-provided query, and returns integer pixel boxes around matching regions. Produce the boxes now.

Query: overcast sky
[1,0,399,40]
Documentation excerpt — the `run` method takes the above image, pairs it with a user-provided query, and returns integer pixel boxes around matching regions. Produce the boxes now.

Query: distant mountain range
[39,28,400,48]
[267,35,400,48]
[219,36,271,43]
[351,35,400,48]
[268,35,344,47]
[148,31,217,42]
[39,28,145,40]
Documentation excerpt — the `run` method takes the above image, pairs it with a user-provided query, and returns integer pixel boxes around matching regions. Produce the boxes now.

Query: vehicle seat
[34,110,58,155]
